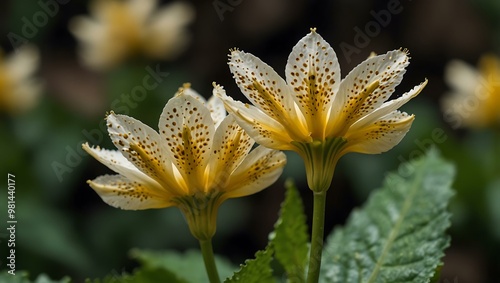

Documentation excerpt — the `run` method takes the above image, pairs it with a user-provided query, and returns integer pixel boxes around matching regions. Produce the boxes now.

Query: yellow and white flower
[442,54,500,128]
[217,29,427,192]
[0,45,41,115]
[83,84,286,240]
[70,0,194,70]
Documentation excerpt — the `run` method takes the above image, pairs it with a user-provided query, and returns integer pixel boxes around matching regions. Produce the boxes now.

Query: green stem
[306,190,327,283]
[199,239,221,283]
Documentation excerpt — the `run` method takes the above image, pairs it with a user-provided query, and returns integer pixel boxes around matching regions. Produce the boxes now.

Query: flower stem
[306,190,327,283]
[199,239,221,283]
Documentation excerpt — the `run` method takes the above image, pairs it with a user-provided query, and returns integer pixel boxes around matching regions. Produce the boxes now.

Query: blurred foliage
[0,271,70,283]
[130,249,236,282]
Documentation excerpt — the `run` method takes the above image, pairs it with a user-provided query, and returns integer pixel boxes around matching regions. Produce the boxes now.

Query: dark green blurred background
[1,0,499,282]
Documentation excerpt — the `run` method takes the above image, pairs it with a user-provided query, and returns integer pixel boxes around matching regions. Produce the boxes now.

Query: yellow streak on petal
[234,107,296,150]
[209,128,243,190]
[339,80,380,134]
[251,79,309,142]
[180,125,205,191]
[128,143,185,195]
[87,175,173,210]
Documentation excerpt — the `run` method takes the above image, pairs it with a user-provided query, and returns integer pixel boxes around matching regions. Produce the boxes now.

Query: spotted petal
[88,174,173,210]
[224,146,287,199]
[327,50,410,137]
[176,83,206,101]
[285,29,341,134]
[106,112,182,194]
[159,94,214,190]
[216,90,297,150]
[228,50,309,140]
[82,143,161,189]
[352,80,427,130]
[342,110,414,155]
[208,87,226,127]
[208,114,254,188]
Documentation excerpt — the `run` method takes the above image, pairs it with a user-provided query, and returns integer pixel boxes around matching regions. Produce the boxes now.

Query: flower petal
[216,89,296,150]
[128,0,156,24]
[69,15,125,69]
[106,112,182,193]
[175,83,206,102]
[208,114,254,188]
[144,1,194,59]
[224,146,286,199]
[228,50,306,133]
[445,60,482,95]
[175,83,226,128]
[342,110,414,155]
[285,29,341,133]
[82,143,161,188]
[208,86,226,127]
[2,45,41,113]
[327,49,410,136]
[88,174,173,210]
[159,94,214,189]
[351,80,427,130]
[5,45,39,81]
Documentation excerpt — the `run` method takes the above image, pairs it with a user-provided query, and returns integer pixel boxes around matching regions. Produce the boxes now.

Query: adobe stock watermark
[51,64,170,183]
[339,0,412,63]
[212,0,244,21]
[443,73,500,129]
[7,0,70,50]
[397,67,498,177]
[396,127,448,177]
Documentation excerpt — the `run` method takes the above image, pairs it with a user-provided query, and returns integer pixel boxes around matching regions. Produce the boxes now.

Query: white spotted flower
[217,28,427,192]
[83,84,286,240]
[442,54,500,129]
[70,0,194,70]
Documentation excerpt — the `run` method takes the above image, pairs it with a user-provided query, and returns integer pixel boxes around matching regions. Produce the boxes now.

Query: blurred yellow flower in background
[0,45,41,115]
[443,54,500,129]
[217,29,427,192]
[70,0,195,70]
[83,84,286,240]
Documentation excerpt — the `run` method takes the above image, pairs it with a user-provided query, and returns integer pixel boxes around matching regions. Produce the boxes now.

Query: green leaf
[130,249,236,282]
[224,247,275,283]
[270,179,309,282]
[428,265,443,283]
[321,149,455,283]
